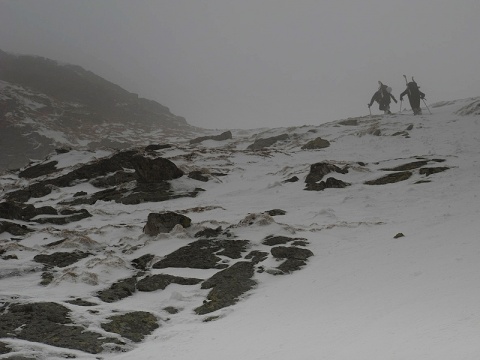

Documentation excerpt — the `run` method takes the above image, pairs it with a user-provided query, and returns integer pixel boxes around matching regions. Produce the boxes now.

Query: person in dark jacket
[368,81,397,114]
[400,78,426,115]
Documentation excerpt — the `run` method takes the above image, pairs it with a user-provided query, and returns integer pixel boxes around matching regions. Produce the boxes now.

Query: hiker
[400,77,426,115]
[368,81,397,114]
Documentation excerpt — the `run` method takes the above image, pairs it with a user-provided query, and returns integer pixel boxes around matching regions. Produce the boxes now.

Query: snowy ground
[1,97,480,359]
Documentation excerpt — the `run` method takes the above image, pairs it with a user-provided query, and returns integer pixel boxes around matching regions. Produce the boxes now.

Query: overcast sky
[1,0,479,129]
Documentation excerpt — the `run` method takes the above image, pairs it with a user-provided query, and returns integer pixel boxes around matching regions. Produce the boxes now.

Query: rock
[102,311,159,343]
[271,246,314,261]
[153,239,249,269]
[364,171,412,185]
[394,233,405,239]
[97,277,137,303]
[419,167,449,176]
[338,119,358,126]
[19,161,58,179]
[283,176,299,183]
[301,137,330,150]
[0,341,11,354]
[194,226,223,238]
[305,162,348,184]
[188,171,209,182]
[262,235,301,246]
[145,144,172,151]
[247,134,289,150]
[33,251,91,268]
[189,131,232,144]
[194,261,256,315]
[0,221,33,236]
[264,209,286,216]
[143,212,192,236]
[271,246,314,275]
[131,155,183,183]
[277,259,309,274]
[244,250,269,264]
[324,177,350,188]
[131,254,155,270]
[0,302,121,354]
[136,274,202,292]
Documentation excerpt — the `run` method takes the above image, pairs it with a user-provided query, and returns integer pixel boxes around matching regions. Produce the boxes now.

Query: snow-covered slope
[1,97,480,359]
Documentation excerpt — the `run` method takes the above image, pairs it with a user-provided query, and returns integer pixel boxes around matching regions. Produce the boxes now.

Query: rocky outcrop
[0,302,122,354]
[143,212,192,236]
[101,311,159,343]
[33,251,91,268]
[247,134,289,150]
[131,155,184,183]
[136,274,202,292]
[305,162,348,184]
[301,137,330,150]
[365,171,412,185]
[153,239,249,269]
[189,131,233,144]
[194,261,257,315]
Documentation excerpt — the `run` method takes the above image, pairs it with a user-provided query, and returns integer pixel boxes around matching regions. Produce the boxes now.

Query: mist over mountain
[0,50,198,172]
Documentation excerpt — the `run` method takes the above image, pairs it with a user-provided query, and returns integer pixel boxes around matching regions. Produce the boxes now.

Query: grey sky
[1,0,479,129]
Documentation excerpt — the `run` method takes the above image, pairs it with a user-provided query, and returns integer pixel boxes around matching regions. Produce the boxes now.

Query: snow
[1,98,480,359]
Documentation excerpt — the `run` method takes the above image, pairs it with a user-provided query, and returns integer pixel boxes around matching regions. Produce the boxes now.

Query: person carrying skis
[400,77,426,115]
[368,81,397,114]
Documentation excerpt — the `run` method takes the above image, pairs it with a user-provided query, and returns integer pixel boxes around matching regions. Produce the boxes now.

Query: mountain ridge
[0,50,201,173]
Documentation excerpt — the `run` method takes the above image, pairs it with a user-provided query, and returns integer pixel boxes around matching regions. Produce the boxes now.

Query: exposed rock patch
[153,239,249,269]
[136,274,202,292]
[33,251,91,268]
[305,162,348,184]
[301,137,330,150]
[143,212,192,236]
[189,131,232,144]
[364,171,412,185]
[0,302,121,354]
[247,134,289,150]
[194,261,256,315]
[101,311,159,343]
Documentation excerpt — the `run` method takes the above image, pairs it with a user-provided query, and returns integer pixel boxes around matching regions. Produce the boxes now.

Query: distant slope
[0,50,200,172]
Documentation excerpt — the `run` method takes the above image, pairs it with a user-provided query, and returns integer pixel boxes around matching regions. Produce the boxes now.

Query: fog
[1,0,479,129]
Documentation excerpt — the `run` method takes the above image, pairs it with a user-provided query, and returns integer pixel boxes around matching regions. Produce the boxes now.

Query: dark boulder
[131,155,183,183]
[305,162,348,184]
[143,212,192,236]
[301,137,330,150]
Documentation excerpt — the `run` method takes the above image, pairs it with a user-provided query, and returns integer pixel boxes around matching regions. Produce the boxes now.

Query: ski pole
[368,105,371,116]
[399,99,402,113]
[422,98,432,114]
